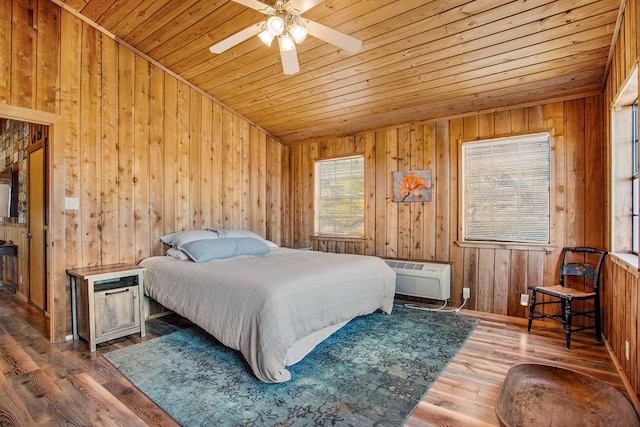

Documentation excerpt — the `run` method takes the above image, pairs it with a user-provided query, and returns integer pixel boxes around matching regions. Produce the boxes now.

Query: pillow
[166,247,190,261]
[207,229,278,248]
[178,237,270,262]
[160,230,219,247]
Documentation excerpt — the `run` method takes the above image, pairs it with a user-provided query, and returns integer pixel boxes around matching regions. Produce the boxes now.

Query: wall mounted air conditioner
[383,259,451,300]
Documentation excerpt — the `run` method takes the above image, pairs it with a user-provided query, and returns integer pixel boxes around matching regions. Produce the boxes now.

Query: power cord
[404,298,468,314]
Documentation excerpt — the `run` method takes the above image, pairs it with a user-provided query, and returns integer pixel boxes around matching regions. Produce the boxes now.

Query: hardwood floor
[0,291,632,426]
[407,311,632,426]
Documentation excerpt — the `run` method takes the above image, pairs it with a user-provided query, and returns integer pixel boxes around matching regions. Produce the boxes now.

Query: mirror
[0,118,29,223]
[0,164,19,219]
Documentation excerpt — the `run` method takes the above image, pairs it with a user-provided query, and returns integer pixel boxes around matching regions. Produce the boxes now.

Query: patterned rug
[105,305,478,426]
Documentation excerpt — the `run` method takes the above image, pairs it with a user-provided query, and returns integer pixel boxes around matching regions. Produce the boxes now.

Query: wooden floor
[0,291,632,426]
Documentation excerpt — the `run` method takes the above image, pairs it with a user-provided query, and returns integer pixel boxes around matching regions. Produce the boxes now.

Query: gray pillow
[178,237,270,262]
[165,247,190,260]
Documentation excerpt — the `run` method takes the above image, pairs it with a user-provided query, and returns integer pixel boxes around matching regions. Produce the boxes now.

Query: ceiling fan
[209,0,362,75]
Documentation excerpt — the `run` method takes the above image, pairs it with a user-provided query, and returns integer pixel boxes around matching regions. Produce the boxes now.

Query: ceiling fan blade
[209,22,263,54]
[280,47,300,75]
[288,0,325,13]
[230,0,270,11]
[305,20,362,54]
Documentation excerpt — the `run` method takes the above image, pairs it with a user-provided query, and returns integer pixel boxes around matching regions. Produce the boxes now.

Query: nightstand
[67,264,146,352]
[0,244,17,293]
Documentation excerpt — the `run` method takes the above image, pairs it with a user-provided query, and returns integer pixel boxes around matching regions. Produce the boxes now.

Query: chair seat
[529,285,596,300]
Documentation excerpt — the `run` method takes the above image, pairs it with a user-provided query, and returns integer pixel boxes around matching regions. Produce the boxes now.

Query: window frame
[457,130,556,251]
[313,154,366,238]
[610,65,638,263]
[632,102,639,254]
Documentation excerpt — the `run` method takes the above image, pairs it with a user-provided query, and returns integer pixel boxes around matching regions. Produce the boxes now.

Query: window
[461,133,551,244]
[315,155,364,237]
[611,66,638,260]
[632,102,639,253]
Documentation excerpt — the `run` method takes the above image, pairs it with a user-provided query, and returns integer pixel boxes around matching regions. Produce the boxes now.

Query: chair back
[559,247,607,291]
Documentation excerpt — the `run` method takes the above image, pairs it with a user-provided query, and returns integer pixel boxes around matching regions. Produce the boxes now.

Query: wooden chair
[527,247,607,348]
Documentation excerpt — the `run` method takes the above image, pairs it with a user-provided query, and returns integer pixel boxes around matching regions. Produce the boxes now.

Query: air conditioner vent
[383,259,451,300]
[385,261,426,271]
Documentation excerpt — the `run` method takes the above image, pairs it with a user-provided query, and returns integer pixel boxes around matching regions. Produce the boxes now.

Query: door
[28,131,47,311]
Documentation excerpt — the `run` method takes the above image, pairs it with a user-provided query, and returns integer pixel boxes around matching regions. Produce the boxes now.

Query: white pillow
[160,230,219,247]
[208,229,278,248]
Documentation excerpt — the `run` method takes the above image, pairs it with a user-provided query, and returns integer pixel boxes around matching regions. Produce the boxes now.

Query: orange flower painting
[393,170,432,202]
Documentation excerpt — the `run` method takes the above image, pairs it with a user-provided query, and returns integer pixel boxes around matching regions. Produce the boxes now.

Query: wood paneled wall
[602,0,640,405]
[290,97,606,317]
[288,98,606,316]
[605,258,639,404]
[0,0,287,341]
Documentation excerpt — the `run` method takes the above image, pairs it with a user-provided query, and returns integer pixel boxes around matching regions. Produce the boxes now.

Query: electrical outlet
[520,293,529,306]
[625,340,630,360]
[463,287,470,299]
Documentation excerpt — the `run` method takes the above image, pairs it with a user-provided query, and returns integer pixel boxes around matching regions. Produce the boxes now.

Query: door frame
[0,103,62,342]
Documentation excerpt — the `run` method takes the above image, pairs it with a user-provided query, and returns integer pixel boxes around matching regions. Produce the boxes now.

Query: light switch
[65,197,80,210]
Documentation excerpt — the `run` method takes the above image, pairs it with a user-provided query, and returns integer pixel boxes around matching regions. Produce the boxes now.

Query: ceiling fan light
[289,23,307,44]
[258,28,275,47]
[267,16,285,36]
[278,34,295,52]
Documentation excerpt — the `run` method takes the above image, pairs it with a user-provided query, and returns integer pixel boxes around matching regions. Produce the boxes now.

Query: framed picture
[393,169,432,202]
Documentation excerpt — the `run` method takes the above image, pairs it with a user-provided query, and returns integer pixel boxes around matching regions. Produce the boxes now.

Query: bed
[139,229,396,383]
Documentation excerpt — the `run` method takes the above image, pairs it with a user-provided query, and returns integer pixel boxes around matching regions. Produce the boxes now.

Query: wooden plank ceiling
[57,0,621,144]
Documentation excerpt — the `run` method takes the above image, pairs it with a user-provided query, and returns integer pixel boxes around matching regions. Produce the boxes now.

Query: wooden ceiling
[56,0,621,144]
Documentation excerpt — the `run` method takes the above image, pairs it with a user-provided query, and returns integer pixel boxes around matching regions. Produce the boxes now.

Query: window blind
[315,155,364,236]
[462,133,550,244]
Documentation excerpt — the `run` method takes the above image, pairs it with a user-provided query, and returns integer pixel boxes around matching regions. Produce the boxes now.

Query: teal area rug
[105,305,478,426]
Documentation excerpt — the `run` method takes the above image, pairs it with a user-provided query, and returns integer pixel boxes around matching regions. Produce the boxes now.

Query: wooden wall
[602,0,640,405]
[288,98,606,316]
[0,0,287,341]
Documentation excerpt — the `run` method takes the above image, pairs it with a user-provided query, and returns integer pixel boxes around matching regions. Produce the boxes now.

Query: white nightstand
[67,264,146,352]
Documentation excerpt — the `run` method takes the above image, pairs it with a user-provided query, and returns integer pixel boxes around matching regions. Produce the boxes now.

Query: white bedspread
[140,248,396,383]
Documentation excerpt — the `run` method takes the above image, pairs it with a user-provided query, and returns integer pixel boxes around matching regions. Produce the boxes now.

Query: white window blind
[315,155,364,236]
[462,133,550,244]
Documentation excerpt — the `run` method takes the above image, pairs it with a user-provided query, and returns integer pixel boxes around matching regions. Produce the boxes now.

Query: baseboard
[604,338,640,416]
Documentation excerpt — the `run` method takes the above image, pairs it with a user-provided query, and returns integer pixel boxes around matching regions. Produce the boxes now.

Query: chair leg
[527,290,537,332]
[563,298,572,349]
